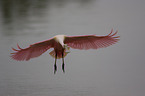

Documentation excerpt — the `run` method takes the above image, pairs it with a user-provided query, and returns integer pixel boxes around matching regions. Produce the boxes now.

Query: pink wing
[11,38,55,61]
[64,29,120,50]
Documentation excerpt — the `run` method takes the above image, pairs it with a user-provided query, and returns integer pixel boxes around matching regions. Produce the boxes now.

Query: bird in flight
[11,29,119,74]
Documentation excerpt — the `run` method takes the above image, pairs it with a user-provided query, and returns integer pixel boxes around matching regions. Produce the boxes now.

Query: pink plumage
[65,29,119,50]
[11,29,119,73]
[11,38,55,61]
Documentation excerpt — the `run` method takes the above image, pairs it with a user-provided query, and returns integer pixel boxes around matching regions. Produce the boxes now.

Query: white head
[54,35,66,47]
[54,35,70,52]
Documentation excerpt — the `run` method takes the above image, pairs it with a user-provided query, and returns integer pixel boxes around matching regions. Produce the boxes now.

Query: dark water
[0,0,145,96]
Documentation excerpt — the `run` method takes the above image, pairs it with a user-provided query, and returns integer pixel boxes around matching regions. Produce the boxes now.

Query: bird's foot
[54,64,57,74]
[62,63,65,73]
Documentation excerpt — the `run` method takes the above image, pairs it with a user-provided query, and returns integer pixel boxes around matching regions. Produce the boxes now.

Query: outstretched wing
[64,29,120,50]
[11,38,55,61]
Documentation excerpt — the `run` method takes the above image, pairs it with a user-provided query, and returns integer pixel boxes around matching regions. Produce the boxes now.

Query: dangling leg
[62,51,65,73]
[54,53,57,74]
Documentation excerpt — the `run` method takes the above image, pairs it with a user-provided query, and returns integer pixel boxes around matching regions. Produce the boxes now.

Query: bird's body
[11,29,120,73]
[50,35,69,59]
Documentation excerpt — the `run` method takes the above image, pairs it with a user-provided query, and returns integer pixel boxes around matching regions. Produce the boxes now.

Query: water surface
[0,0,145,96]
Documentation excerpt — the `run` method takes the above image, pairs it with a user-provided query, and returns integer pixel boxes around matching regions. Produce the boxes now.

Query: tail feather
[49,50,69,59]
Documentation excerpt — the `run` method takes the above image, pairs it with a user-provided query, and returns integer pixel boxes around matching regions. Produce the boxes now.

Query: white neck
[54,35,65,47]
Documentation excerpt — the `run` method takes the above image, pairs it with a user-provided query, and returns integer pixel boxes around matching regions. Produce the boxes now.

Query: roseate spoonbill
[11,29,119,73]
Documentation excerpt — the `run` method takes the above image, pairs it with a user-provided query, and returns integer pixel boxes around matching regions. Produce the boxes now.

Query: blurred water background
[0,0,145,96]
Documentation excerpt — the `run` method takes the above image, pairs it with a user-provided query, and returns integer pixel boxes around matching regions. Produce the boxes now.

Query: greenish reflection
[0,0,95,36]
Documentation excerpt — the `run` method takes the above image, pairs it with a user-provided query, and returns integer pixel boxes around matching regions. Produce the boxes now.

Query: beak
[65,45,70,53]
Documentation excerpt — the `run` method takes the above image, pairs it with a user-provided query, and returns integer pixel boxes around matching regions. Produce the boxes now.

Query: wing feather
[64,30,119,50]
[11,38,55,61]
